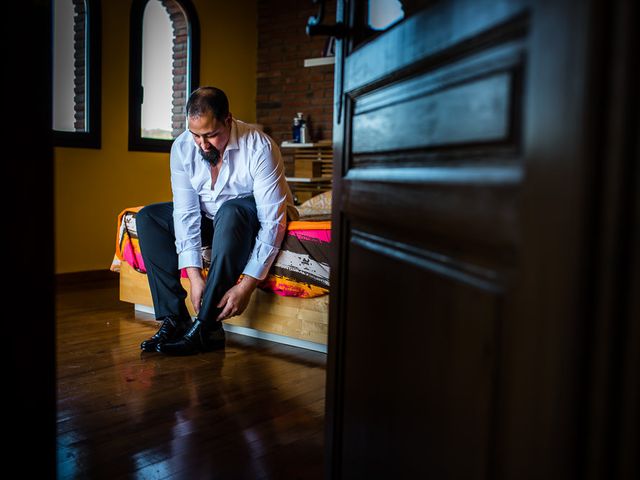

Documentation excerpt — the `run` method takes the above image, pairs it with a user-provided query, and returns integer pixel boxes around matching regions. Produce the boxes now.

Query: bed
[111,192,332,352]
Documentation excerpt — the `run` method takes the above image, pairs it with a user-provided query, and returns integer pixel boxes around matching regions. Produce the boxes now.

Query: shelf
[281,140,332,148]
[303,56,335,67]
[282,141,315,148]
[286,177,331,183]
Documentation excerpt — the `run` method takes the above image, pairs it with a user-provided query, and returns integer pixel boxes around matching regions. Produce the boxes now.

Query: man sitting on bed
[136,86,297,356]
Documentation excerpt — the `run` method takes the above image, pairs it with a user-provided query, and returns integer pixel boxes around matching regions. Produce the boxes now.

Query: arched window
[129,0,200,152]
[53,0,101,148]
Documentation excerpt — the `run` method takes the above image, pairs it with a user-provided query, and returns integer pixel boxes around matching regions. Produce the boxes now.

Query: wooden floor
[56,277,326,479]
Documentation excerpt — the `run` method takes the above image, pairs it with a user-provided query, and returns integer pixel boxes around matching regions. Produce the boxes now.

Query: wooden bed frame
[119,261,329,352]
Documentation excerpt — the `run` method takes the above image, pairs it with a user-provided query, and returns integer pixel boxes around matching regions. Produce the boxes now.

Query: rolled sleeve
[170,142,203,269]
[178,248,202,270]
[242,144,289,280]
[242,242,278,279]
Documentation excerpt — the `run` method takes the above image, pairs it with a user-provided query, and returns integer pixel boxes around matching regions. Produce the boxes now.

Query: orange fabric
[287,220,331,231]
[259,275,329,298]
[114,206,144,261]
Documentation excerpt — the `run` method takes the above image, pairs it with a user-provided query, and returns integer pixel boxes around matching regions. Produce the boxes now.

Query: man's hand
[186,267,206,314]
[216,275,259,321]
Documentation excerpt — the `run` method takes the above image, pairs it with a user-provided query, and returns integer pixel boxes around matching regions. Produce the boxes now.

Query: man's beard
[199,147,220,166]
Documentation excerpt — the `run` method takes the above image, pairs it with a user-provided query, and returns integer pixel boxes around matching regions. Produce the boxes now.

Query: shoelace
[153,317,178,339]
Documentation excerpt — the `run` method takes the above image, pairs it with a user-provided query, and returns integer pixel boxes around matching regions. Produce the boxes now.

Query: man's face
[188,111,231,165]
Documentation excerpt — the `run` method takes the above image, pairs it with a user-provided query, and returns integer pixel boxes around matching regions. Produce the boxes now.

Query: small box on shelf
[281,140,333,181]
[281,140,333,204]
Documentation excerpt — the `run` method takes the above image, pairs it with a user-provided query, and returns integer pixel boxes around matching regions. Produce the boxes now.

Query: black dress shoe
[140,315,192,352]
[156,320,225,356]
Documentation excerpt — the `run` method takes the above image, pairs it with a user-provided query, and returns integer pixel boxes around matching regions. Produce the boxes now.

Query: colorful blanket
[111,207,330,298]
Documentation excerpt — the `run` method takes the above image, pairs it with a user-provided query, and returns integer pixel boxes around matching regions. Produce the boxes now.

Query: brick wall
[257,0,336,172]
[161,0,189,138]
[73,0,86,131]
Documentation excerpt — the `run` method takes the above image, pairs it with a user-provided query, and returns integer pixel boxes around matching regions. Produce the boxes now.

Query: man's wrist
[239,275,259,291]
[186,267,204,281]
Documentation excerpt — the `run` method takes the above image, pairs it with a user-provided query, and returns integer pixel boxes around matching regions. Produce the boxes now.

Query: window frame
[53,0,102,149]
[128,0,200,153]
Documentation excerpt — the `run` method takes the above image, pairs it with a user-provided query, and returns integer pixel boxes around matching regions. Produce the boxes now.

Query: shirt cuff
[178,248,203,270]
[242,259,270,281]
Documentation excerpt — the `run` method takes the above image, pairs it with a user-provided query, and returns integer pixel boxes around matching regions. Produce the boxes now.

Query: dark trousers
[136,197,260,324]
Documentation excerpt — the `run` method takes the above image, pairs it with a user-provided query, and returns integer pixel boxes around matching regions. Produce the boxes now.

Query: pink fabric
[123,243,145,271]
[123,242,189,277]
[288,229,331,243]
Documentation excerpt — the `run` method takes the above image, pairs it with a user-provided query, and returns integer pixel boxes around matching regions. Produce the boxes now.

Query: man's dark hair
[186,86,229,121]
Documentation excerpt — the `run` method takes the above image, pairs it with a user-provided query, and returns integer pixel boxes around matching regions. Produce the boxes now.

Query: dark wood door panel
[353,72,511,152]
[339,231,503,478]
[342,174,521,268]
[350,39,525,159]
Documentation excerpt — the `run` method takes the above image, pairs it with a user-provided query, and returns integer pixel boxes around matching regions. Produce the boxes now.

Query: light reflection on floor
[57,287,325,479]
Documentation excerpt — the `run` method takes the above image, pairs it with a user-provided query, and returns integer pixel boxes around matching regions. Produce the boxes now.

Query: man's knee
[215,198,256,227]
[137,202,172,232]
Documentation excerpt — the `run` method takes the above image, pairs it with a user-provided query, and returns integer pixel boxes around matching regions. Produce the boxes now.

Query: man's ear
[226,112,233,126]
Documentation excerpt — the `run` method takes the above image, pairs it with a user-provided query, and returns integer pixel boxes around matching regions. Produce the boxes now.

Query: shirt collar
[226,119,239,153]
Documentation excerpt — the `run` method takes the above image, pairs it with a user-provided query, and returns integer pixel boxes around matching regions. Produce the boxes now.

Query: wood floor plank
[56,282,326,479]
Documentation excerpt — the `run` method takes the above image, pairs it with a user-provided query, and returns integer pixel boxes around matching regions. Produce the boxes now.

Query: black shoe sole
[140,342,158,352]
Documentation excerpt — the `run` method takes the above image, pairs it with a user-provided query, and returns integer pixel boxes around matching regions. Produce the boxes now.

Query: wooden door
[325,0,637,478]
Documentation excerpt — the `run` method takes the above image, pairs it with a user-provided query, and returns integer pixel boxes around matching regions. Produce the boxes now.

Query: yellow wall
[55,0,257,273]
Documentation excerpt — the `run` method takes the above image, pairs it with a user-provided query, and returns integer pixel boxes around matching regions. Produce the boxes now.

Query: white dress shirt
[170,119,297,280]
